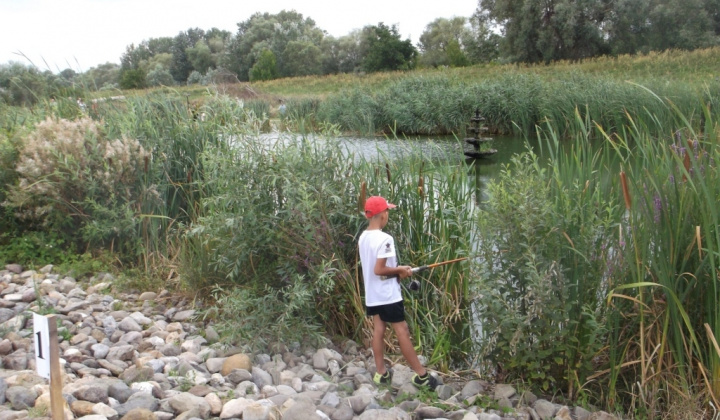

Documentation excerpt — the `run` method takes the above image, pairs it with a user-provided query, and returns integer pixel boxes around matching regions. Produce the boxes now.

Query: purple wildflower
[653,195,662,224]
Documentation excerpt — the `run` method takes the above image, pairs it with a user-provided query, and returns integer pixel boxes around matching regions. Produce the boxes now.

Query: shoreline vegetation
[2,48,720,418]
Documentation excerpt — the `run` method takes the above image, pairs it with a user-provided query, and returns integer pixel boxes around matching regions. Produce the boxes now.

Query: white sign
[33,313,51,379]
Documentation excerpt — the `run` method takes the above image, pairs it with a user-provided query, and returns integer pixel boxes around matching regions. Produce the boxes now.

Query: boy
[358,195,438,389]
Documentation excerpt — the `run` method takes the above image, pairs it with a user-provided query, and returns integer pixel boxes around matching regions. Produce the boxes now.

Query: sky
[2,0,478,72]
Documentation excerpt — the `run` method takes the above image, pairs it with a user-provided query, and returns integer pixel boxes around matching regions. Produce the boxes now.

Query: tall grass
[352,140,477,369]
[595,105,720,417]
[249,48,720,99]
[314,72,720,138]
[181,129,476,364]
[473,97,720,416]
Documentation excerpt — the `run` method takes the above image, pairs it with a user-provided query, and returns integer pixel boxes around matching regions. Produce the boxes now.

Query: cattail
[385,163,391,183]
[144,155,149,173]
[620,171,631,210]
[187,169,193,183]
[683,152,691,182]
[359,182,367,213]
[418,163,424,198]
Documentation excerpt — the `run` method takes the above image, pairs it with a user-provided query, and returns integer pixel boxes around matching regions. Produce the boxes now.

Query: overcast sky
[2,0,478,72]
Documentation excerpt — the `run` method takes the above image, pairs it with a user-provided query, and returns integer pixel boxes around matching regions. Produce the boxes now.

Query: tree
[59,68,77,82]
[477,0,719,62]
[446,40,471,67]
[170,30,204,83]
[706,0,720,37]
[654,0,716,50]
[360,23,417,72]
[186,40,215,74]
[418,17,472,67]
[0,62,48,106]
[283,40,323,77]
[119,69,146,90]
[145,37,174,56]
[476,0,609,63]
[466,7,502,62]
[141,53,172,75]
[80,62,120,90]
[120,43,151,71]
[249,49,278,81]
[320,32,364,74]
[223,10,325,81]
[146,64,174,87]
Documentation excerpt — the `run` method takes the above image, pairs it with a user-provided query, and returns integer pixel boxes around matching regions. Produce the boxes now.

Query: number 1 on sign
[36,331,43,359]
[33,313,51,379]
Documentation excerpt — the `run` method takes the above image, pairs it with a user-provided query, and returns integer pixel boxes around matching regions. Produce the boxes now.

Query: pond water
[258,131,543,205]
[331,133,542,203]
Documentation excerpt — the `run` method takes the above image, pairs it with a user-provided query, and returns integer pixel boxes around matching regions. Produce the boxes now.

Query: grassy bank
[238,47,720,137]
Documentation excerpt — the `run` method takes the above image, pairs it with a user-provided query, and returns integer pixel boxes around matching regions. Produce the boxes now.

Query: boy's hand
[397,265,413,279]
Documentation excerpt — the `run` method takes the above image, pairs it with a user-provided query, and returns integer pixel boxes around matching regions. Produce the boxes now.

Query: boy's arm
[374,257,413,279]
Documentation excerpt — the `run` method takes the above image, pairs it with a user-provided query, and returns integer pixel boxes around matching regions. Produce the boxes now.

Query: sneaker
[373,368,393,385]
[412,372,438,390]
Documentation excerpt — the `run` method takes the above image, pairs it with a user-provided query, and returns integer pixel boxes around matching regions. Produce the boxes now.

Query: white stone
[220,398,253,419]
[204,392,223,416]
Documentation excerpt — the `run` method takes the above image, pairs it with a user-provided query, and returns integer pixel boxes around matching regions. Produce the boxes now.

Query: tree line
[2,1,719,105]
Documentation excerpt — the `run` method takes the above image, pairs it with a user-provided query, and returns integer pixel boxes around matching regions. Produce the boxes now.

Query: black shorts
[366,301,405,323]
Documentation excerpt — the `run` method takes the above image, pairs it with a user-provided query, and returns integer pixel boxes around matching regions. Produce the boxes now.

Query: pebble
[0,264,619,420]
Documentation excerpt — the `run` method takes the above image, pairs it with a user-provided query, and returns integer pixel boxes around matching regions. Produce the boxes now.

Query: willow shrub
[474,138,617,397]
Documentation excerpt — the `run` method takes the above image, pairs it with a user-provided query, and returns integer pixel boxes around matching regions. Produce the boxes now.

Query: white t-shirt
[358,229,402,307]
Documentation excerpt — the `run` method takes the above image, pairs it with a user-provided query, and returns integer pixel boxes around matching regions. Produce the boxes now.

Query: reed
[596,107,720,416]
[311,70,719,139]
[316,87,381,135]
[353,139,476,368]
[176,126,476,365]
[486,98,720,415]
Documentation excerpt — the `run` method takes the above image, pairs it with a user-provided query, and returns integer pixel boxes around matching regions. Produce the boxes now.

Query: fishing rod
[384,257,468,290]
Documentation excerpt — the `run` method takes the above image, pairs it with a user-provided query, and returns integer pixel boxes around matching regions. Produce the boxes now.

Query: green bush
[475,149,613,396]
[119,69,147,90]
[0,231,72,266]
[206,280,325,351]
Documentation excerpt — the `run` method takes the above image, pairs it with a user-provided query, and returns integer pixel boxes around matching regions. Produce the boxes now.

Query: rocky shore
[0,264,620,420]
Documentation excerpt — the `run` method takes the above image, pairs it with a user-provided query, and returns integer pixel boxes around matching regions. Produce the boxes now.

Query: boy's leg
[392,320,438,390]
[390,320,426,375]
[372,315,388,374]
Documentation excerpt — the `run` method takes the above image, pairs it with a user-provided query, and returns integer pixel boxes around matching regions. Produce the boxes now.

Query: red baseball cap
[364,196,396,217]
